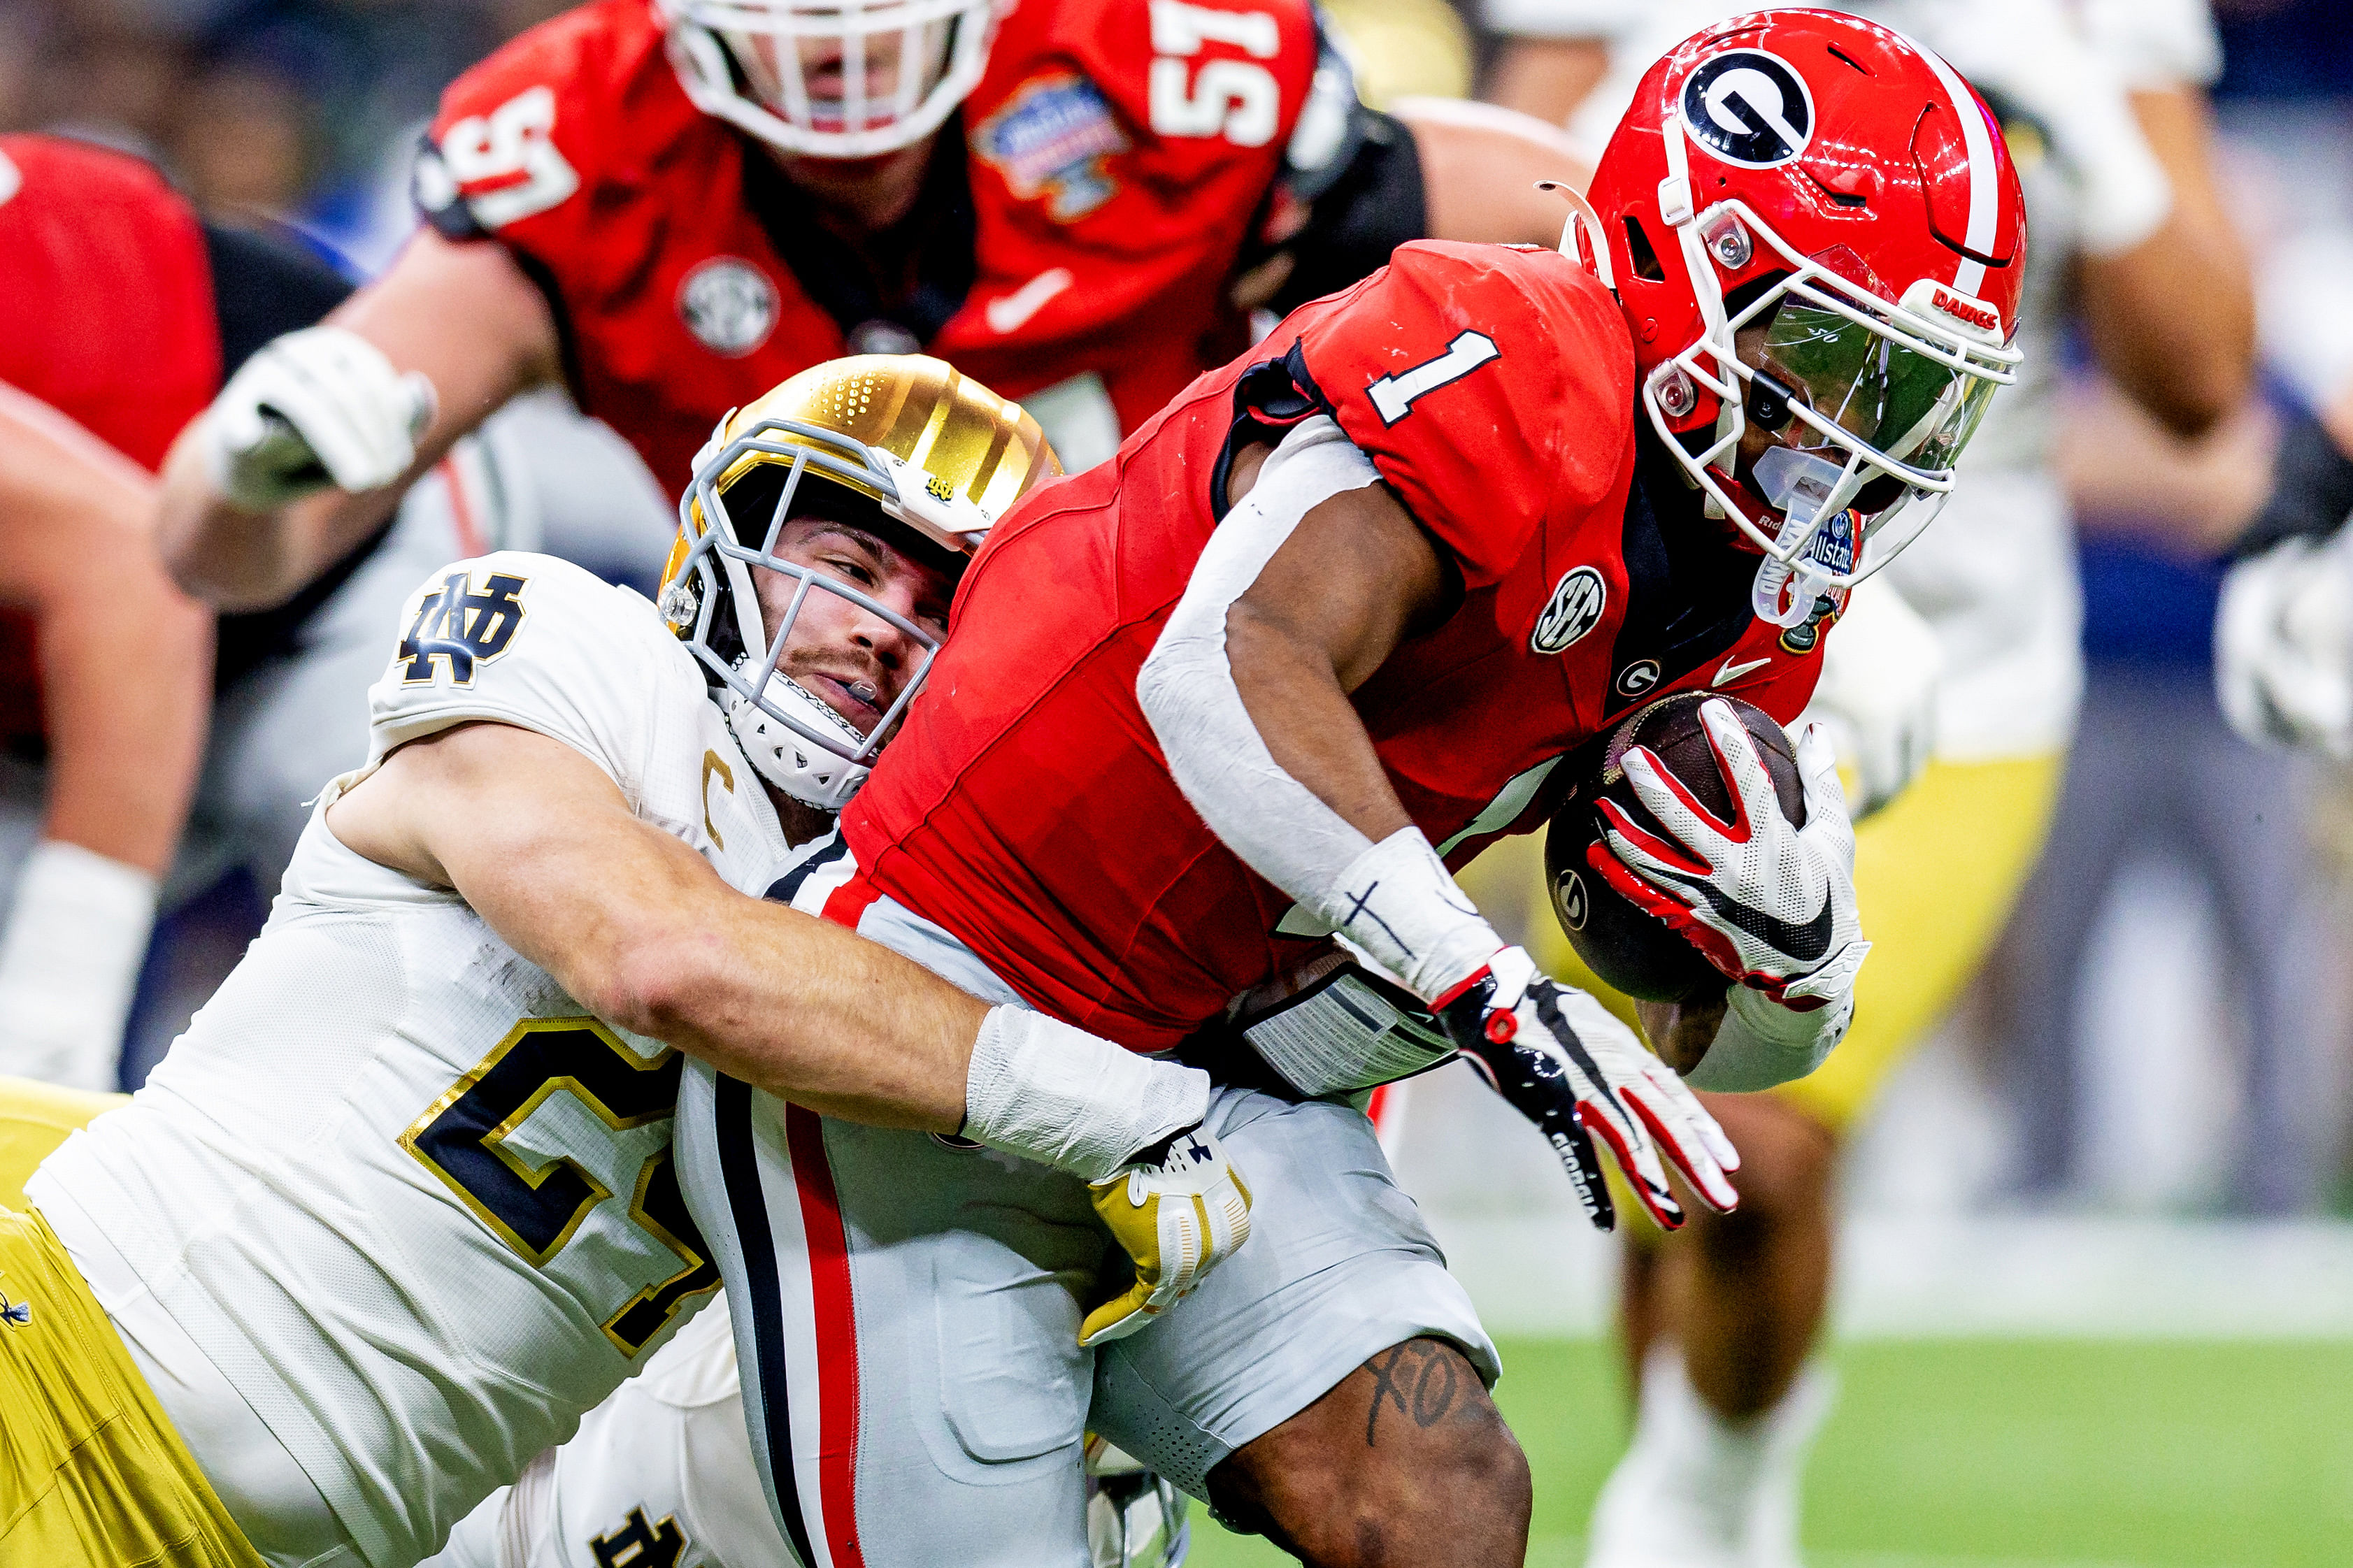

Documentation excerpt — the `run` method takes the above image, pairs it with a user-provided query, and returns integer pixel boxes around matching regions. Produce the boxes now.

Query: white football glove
[1797,577,1941,821]
[199,325,437,510]
[1438,947,1739,1232]
[1595,701,1869,1010]
[2217,533,2353,761]
[1081,1124,1252,1346]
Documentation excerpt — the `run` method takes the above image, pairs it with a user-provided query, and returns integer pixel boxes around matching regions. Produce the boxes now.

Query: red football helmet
[1573,9,2026,626]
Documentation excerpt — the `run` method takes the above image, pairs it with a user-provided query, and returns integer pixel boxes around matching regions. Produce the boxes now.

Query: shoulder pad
[366,552,696,800]
[415,0,668,238]
[1288,242,1633,589]
[986,0,1319,155]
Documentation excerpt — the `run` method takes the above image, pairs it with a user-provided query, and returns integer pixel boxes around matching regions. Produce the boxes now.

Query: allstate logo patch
[1531,566,1607,654]
[678,258,779,357]
[1681,50,1814,168]
[974,72,1130,222]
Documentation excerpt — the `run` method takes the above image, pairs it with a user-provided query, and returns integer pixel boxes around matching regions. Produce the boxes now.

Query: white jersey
[426,1296,787,1568]
[30,552,794,1568]
[1525,0,2217,759]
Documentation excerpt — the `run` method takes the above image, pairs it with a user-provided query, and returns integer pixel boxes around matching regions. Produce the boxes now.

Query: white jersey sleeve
[358,551,675,805]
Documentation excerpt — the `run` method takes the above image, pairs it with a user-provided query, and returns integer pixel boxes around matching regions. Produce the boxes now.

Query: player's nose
[845,592,925,673]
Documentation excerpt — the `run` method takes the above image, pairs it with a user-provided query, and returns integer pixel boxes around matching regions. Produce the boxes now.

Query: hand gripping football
[1546,692,1803,1002]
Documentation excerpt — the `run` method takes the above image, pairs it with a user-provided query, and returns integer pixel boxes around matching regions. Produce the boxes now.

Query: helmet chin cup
[1752,556,1835,629]
[726,659,874,810]
[1750,446,1848,626]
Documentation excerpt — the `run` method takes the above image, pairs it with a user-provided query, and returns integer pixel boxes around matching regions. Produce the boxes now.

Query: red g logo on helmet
[1679,51,1813,168]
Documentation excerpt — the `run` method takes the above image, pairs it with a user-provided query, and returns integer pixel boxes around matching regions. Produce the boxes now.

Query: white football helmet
[659,355,1057,810]
[660,0,1006,159]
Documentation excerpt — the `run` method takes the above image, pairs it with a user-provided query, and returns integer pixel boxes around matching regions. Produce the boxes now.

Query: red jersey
[0,136,220,742]
[419,0,1319,494]
[0,136,218,468]
[841,243,1831,1050]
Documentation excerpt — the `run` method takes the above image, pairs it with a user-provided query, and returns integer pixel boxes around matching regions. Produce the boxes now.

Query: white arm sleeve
[1685,984,1853,1093]
[1135,417,1503,1001]
[341,551,680,807]
[1137,415,1382,897]
[2084,0,2222,89]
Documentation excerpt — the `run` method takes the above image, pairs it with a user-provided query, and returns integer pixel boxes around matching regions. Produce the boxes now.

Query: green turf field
[1186,1338,2353,1567]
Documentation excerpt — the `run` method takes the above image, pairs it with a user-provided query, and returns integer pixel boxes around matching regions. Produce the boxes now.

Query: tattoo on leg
[1363,1339,1462,1447]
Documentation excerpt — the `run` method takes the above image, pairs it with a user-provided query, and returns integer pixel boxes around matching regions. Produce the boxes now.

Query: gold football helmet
[659,354,1058,810]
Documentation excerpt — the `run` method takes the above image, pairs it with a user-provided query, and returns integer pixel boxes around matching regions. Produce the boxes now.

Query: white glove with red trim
[1436,947,1738,1232]
[1593,700,1868,1010]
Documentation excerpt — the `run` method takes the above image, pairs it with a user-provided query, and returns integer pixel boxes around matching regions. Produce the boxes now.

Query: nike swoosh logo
[985,268,1075,334]
[1648,868,1836,963]
[1714,655,1772,686]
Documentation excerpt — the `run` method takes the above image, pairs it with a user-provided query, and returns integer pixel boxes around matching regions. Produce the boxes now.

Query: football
[1545,691,1805,1002]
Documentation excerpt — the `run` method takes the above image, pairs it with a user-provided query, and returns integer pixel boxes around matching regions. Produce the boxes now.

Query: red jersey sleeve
[1287,241,1635,592]
[413,0,632,254]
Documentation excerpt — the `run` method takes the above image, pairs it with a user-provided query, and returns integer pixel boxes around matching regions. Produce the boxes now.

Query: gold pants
[0,1079,265,1567]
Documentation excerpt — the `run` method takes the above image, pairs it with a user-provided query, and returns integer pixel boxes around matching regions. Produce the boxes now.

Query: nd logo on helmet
[398,570,530,686]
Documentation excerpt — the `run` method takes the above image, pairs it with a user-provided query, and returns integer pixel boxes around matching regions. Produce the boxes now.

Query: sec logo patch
[678,258,778,357]
[1532,566,1607,655]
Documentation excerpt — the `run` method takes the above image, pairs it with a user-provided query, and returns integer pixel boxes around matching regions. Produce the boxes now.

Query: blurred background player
[0,133,249,1091]
[1464,3,2257,1565]
[0,131,673,1092]
[150,0,1587,618]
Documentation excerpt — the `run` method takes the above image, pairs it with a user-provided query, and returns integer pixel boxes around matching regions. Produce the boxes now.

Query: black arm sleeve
[200,222,355,379]
[2233,405,2353,561]
[1262,108,1430,318]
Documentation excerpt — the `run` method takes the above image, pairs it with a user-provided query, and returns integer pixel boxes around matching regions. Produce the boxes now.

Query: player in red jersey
[668,12,2027,1566]
[0,136,273,1092]
[153,0,1582,615]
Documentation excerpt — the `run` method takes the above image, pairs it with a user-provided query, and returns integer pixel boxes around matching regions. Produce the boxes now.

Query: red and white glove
[1436,947,1739,1232]
[1593,700,1868,1010]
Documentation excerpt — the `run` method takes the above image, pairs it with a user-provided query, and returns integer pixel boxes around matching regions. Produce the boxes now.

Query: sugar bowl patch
[974,72,1131,222]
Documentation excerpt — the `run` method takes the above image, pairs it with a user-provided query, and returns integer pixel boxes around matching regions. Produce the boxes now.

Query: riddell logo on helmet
[1680,51,1814,168]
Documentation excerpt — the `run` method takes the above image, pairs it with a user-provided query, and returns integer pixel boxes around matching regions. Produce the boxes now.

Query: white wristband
[1685,984,1851,1093]
[0,840,158,1092]
[2054,83,2175,255]
[1314,827,1504,1004]
[961,1005,1213,1182]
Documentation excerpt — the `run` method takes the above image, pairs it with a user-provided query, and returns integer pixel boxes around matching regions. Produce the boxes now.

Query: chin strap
[1540,180,1615,291]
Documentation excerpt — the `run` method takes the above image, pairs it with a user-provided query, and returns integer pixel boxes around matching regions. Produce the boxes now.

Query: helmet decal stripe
[1913,43,1995,296]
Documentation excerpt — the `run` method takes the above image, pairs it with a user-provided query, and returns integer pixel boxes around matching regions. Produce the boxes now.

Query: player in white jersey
[1473,3,2254,1564]
[6,357,1251,1568]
